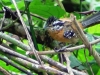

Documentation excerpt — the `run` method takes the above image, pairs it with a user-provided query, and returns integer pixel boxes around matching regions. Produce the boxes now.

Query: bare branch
[0,66,11,75]
[0,56,33,75]
[11,0,42,64]
[0,44,39,64]
[10,57,68,75]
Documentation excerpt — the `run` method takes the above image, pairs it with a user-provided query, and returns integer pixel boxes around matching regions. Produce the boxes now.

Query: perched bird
[45,12,100,44]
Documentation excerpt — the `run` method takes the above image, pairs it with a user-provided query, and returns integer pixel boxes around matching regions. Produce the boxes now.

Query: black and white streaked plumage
[52,20,64,31]
[64,30,76,39]
[46,16,64,31]
[45,16,77,40]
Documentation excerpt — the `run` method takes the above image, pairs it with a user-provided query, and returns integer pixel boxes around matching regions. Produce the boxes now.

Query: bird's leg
[54,43,72,63]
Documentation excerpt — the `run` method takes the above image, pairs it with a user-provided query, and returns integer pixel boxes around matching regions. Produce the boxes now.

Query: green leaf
[85,33,95,42]
[0,60,19,73]
[25,0,33,2]
[87,63,99,75]
[10,1,25,9]
[77,49,93,62]
[96,69,100,75]
[87,24,100,35]
[0,0,11,6]
[29,0,54,5]
[95,7,100,11]
[29,5,66,18]
[69,55,85,70]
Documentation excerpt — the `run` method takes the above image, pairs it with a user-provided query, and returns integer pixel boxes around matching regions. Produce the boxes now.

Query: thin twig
[63,53,74,75]
[0,56,33,75]
[24,1,47,75]
[11,0,42,64]
[0,32,88,75]
[84,49,94,75]
[0,31,100,56]
[40,55,88,75]
[0,66,11,75]
[10,57,68,75]
[70,14,100,67]
[0,8,5,29]
[70,14,93,55]
[29,38,100,55]
[0,44,39,64]
[0,10,46,21]
[0,43,68,74]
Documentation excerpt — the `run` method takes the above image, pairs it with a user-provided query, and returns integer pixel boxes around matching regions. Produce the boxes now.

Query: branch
[0,10,46,21]
[0,66,11,75]
[0,44,39,64]
[10,57,68,75]
[12,0,42,64]
[29,38,100,55]
[70,14,93,55]
[71,14,100,67]
[40,55,88,75]
[0,56,33,75]
[0,32,87,75]
[0,44,68,74]
[1,30,100,67]
[63,52,74,75]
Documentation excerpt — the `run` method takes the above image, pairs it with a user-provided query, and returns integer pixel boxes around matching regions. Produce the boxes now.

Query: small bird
[45,12,100,44]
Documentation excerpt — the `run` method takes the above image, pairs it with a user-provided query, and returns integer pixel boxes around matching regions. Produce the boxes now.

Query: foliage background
[0,0,100,75]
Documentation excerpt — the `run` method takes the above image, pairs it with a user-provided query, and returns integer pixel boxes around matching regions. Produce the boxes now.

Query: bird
[45,12,100,44]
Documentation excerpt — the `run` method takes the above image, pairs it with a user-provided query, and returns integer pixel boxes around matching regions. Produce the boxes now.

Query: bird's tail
[81,12,100,28]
